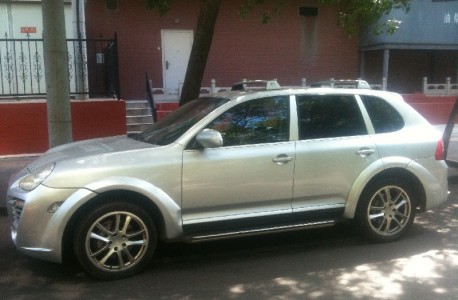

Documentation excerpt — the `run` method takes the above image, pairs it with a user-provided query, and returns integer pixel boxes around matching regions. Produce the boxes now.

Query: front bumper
[7,183,96,263]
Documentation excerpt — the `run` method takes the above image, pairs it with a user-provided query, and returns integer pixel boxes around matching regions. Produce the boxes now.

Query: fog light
[47,201,64,213]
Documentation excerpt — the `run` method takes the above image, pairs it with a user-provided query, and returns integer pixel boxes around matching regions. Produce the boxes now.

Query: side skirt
[179,207,344,243]
[187,220,336,243]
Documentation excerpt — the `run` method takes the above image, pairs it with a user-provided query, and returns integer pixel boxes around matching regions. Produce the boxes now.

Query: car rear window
[360,96,405,133]
[296,95,367,140]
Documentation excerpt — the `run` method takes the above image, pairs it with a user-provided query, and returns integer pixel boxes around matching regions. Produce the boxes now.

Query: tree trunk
[42,0,73,147]
[179,0,222,105]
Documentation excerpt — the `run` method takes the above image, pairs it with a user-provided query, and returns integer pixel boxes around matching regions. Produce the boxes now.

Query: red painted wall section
[403,94,456,125]
[156,102,179,120]
[0,102,49,155]
[71,101,127,140]
[1,100,126,156]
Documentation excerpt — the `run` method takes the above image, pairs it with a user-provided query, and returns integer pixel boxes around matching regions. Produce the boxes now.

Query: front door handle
[166,61,170,70]
[356,148,376,158]
[272,154,294,165]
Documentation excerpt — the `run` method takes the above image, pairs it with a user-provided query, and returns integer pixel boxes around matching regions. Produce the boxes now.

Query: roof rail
[231,80,281,91]
[310,79,371,89]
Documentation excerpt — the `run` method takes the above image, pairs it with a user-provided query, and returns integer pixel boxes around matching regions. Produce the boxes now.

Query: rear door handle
[272,154,294,165]
[356,148,376,158]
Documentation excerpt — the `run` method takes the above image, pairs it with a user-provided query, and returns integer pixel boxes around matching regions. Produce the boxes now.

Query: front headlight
[19,163,56,191]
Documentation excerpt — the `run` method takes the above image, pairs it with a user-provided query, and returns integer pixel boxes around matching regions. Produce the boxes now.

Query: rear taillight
[435,139,445,161]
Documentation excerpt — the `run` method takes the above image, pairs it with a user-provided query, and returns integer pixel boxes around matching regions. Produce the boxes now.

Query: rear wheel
[357,177,416,242]
[74,201,156,280]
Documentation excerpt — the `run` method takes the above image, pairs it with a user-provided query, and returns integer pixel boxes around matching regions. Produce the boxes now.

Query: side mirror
[196,129,223,148]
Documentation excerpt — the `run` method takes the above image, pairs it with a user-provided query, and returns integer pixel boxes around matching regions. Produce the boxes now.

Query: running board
[187,220,336,243]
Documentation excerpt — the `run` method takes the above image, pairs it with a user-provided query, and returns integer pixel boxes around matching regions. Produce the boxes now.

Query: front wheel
[356,178,417,243]
[74,201,157,280]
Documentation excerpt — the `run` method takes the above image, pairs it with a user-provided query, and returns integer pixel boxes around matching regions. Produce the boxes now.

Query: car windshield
[133,97,230,145]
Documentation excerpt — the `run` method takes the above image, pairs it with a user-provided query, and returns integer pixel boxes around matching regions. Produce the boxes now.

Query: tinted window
[206,96,289,146]
[138,97,229,145]
[361,96,404,133]
[296,95,367,140]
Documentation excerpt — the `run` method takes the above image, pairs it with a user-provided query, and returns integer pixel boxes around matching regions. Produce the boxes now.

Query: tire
[356,177,416,243]
[73,201,157,280]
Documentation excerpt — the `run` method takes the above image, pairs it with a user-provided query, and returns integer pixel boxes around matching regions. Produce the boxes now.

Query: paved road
[1,176,458,299]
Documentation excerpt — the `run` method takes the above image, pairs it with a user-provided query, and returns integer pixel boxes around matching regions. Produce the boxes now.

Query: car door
[181,96,294,227]
[292,94,379,218]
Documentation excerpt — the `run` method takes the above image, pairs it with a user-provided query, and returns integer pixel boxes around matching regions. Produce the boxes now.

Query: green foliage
[320,0,410,36]
[238,0,409,35]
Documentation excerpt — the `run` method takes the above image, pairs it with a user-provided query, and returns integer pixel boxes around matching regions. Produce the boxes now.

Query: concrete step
[125,100,151,109]
[126,115,154,124]
[126,123,152,133]
[126,108,152,117]
[125,100,153,134]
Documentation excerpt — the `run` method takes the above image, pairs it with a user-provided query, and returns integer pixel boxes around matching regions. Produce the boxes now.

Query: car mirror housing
[196,129,223,148]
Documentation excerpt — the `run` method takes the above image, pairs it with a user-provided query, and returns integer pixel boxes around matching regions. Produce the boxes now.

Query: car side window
[296,95,367,140]
[206,96,290,147]
[360,96,405,133]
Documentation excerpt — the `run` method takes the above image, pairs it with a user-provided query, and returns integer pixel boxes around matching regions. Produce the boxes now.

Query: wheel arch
[344,166,426,219]
[61,182,182,264]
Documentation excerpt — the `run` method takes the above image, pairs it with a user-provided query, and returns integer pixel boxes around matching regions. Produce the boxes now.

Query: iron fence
[0,33,119,99]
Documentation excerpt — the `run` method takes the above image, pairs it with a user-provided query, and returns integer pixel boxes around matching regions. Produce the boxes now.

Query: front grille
[9,198,24,221]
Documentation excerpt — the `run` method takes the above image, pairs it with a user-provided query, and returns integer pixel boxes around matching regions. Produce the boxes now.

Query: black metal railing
[0,33,119,99]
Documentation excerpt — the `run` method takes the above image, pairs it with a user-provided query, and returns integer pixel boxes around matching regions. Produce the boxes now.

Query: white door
[161,30,193,94]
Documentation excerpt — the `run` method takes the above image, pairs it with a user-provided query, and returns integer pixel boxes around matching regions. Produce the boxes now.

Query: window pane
[207,96,290,146]
[296,95,367,140]
[361,96,405,133]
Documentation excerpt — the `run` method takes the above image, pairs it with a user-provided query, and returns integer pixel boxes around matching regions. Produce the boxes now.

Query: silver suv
[7,81,449,279]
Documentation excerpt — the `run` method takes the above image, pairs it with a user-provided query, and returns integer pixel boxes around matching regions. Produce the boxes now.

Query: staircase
[125,100,154,134]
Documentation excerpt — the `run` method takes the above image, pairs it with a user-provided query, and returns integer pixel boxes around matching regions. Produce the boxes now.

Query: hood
[27,136,155,173]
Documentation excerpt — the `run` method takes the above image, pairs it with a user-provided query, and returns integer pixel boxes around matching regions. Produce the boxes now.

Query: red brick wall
[86,0,360,100]
[86,0,200,100]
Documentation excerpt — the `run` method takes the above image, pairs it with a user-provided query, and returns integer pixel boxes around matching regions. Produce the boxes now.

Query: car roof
[210,79,399,101]
[212,87,401,101]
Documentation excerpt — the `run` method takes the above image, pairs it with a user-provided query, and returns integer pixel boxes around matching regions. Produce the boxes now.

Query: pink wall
[0,100,126,155]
